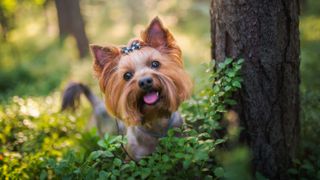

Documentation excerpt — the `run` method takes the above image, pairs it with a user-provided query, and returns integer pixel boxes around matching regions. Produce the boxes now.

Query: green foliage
[43,58,246,179]
[0,0,72,101]
[0,94,98,179]
[0,39,71,101]
[0,0,16,38]
[0,0,46,39]
[0,0,318,178]
[182,58,243,135]
[287,0,320,178]
[288,91,320,179]
[0,58,248,179]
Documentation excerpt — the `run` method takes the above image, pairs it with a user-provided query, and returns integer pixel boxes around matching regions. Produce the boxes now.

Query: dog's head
[90,17,192,126]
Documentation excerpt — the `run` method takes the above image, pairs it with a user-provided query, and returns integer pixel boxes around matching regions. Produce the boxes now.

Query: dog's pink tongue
[143,91,159,105]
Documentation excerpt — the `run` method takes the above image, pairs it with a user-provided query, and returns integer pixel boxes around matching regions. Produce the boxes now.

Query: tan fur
[90,17,192,160]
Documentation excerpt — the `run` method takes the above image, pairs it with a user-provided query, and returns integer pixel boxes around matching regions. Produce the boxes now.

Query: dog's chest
[125,112,183,160]
[126,127,158,160]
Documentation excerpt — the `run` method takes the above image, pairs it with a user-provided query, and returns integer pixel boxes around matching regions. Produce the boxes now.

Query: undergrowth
[0,59,246,179]
[0,94,97,179]
[47,58,245,179]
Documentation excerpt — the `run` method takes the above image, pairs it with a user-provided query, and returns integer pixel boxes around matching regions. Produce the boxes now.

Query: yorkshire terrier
[63,17,192,161]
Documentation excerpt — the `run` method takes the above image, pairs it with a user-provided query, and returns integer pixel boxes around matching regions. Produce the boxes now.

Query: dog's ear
[89,45,120,76]
[141,17,175,48]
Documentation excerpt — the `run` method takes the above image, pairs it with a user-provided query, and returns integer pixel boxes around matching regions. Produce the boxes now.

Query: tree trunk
[210,0,300,179]
[54,0,89,58]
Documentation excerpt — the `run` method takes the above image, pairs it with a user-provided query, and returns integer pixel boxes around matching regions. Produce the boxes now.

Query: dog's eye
[151,60,160,69]
[123,72,133,81]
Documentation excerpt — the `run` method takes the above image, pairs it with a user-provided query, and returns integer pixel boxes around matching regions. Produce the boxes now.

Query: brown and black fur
[65,17,193,161]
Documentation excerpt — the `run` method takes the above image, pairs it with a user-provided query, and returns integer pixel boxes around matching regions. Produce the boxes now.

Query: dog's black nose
[138,77,153,91]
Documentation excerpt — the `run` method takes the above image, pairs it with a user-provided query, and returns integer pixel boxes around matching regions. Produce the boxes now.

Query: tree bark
[210,0,300,179]
[54,0,89,58]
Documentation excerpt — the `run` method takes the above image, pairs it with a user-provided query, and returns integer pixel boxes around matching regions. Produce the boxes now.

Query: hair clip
[121,41,141,55]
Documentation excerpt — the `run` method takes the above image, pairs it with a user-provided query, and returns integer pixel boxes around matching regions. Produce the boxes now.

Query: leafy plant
[0,58,246,179]
[0,94,97,179]
[288,91,320,179]
[46,58,245,179]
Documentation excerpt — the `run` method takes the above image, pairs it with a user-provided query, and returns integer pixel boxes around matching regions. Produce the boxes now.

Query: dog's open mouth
[143,91,160,105]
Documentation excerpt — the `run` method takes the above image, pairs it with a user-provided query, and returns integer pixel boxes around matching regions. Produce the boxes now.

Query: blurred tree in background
[0,0,46,40]
[54,0,89,58]
[0,0,88,58]
[0,0,13,40]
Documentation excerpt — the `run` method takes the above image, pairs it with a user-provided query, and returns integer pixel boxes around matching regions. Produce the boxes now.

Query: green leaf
[175,153,185,159]
[109,135,122,144]
[73,168,81,174]
[168,129,175,137]
[141,168,151,179]
[214,139,226,145]
[40,170,47,180]
[217,105,226,112]
[98,171,110,179]
[112,169,120,176]
[89,151,102,160]
[237,58,244,64]
[214,167,224,177]
[232,81,241,88]
[104,133,110,141]
[224,86,231,91]
[102,150,114,158]
[162,155,170,162]
[120,164,131,171]
[110,174,117,180]
[183,160,191,169]
[227,71,236,77]
[97,140,107,148]
[113,158,122,167]
[139,160,147,166]
[194,151,209,161]
[218,62,226,69]
[213,86,220,93]
[225,58,233,65]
